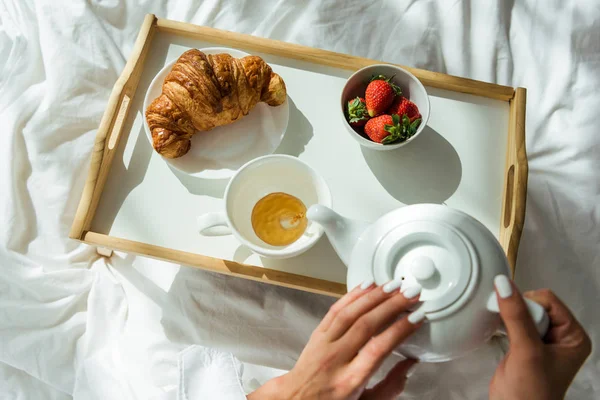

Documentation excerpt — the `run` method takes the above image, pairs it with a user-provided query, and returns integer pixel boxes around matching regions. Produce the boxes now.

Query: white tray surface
[93,33,509,284]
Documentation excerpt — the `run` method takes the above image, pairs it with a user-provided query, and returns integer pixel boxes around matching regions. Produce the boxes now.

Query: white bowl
[197,155,332,258]
[143,47,290,179]
[340,64,430,150]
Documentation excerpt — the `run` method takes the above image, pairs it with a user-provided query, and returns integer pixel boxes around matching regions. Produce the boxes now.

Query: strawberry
[364,114,422,144]
[364,115,394,143]
[365,75,402,117]
[387,96,421,122]
[346,97,369,128]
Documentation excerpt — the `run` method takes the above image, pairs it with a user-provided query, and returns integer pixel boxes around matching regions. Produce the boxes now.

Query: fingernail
[401,285,422,299]
[408,310,426,324]
[406,363,418,378]
[383,279,402,293]
[494,274,513,299]
[360,278,375,290]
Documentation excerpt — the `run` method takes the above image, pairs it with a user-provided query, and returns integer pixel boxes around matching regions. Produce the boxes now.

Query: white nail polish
[494,275,513,299]
[408,310,426,324]
[383,280,402,293]
[360,278,375,290]
[401,285,422,299]
[406,363,418,378]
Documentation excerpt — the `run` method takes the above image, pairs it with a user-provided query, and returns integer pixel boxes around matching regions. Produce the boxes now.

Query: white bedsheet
[1,0,598,399]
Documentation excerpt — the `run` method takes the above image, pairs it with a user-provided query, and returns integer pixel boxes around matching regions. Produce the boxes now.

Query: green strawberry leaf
[370,74,389,82]
[388,81,402,96]
[409,118,422,136]
[347,96,368,123]
[381,113,423,145]
[410,118,421,131]
[384,123,400,135]
[381,135,398,144]
[380,115,401,144]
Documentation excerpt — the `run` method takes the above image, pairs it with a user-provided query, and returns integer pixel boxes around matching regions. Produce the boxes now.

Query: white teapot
[307,204,549,362]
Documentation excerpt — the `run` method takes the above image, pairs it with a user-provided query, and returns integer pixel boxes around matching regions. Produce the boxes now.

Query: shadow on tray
[91,110,153,234]
[362,125,462,204]
[230,236,347,285]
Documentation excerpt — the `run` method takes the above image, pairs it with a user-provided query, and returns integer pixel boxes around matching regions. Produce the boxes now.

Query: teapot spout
[307,205,369,266]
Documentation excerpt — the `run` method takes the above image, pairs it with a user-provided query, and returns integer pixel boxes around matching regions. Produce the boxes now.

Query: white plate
[143,47,290,179]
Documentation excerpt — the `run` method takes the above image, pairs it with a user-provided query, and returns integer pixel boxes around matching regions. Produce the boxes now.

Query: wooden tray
[69,14,527,298]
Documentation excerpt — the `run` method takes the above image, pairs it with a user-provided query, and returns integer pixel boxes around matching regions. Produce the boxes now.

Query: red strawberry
[364,114,421,144]
[388,96,420,122]
[346,97,369,128]
[364,115,394,143]
[365,75,402,117]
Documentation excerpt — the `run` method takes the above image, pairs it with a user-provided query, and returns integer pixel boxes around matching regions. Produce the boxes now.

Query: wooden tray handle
[70,14,157,240]
[501,88,528,276]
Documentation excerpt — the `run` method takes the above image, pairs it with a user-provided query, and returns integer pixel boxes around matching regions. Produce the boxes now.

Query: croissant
[145,49,287,158]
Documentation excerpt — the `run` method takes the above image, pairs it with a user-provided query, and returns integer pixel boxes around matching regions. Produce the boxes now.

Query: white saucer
[143,47,290,179]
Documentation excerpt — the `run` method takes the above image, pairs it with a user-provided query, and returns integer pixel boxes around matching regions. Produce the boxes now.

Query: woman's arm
[248,280,423,400]
[489,276,592,400]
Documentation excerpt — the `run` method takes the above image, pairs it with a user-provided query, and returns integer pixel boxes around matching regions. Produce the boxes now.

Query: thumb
[494,275,541,350]
[361,359,417,400]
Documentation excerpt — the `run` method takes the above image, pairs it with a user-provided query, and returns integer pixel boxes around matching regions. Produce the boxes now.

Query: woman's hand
[248,280,424,400]
[489,276,592,400]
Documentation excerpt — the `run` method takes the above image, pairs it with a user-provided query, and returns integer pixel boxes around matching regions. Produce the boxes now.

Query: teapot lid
[349,205,482,319]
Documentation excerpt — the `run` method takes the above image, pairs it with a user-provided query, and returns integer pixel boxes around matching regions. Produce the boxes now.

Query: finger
[494,275,541,350]
[524,289,589,347]
[350,309,424,378]
[340,285,421,350]
[327,280,414,340]
[361,359,417,400]
[318,280,377,334]
[523,289,575,328]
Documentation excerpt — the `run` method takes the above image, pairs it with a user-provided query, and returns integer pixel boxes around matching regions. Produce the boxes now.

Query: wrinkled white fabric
[178,346,245,400]
[0,0,598,399]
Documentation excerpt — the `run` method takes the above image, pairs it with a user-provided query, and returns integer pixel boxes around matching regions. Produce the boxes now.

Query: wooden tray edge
[70,14,158,240]
[500,88,528,277]
[155,18,515,101]
[82,231,346,298]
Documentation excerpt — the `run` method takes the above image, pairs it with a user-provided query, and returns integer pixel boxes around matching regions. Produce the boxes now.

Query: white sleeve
[178,345,247,400]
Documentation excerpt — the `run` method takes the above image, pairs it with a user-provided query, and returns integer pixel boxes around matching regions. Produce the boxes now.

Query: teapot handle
[486,292,550,337]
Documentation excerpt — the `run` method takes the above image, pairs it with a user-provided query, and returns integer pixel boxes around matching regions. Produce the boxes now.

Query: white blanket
[1,0,598,399]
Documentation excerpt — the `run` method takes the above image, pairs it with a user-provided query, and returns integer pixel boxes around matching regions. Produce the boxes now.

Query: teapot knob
[410,256,437,283]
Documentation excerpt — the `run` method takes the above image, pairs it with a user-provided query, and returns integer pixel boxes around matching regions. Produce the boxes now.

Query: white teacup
[197,155,332,258]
